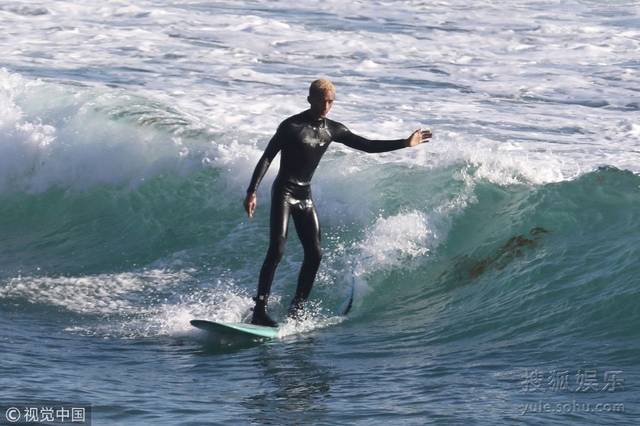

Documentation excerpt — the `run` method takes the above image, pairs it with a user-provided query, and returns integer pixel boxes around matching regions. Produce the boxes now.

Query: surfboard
[190,319,279,339]
[191,280,355,342]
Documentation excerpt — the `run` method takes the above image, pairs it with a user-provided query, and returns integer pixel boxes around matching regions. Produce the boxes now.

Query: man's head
[307,79,335,119]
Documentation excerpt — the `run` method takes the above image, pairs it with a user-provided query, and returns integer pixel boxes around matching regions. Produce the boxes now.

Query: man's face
[308,90,335,118]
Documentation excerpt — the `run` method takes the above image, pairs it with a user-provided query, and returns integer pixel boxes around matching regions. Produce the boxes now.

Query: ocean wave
[2,166,637,345]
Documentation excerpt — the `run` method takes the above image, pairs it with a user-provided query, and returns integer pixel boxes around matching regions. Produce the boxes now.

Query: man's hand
[406,128,433,147]
[244,192,257,218]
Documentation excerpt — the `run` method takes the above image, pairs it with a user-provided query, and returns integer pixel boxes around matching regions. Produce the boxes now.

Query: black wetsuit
[248,109,407,314]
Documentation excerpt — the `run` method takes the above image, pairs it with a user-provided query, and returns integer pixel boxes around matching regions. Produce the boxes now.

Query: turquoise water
[1,1,639,424]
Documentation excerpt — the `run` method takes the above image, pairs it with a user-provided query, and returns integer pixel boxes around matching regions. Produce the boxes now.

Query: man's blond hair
[309,79,335,98]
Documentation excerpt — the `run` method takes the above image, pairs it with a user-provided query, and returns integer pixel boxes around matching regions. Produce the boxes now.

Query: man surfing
[244,79,432,327]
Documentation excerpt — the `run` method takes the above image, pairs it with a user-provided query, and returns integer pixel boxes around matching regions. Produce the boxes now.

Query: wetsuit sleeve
[332,123,407,153]
[246,125,284,193]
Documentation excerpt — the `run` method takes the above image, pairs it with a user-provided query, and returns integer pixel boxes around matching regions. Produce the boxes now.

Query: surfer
[244,79,432,326]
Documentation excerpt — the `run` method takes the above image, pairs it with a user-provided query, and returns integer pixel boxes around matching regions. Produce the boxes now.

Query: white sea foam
[120,282,256,338]
[57,277,340,339]
[358,211,435,271]
[1,269,192,314]
[1,0,638,196]
[340,207,453,307]
[0,69,215,193]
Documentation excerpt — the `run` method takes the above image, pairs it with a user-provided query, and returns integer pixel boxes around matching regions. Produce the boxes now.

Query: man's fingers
[244,194,257,218]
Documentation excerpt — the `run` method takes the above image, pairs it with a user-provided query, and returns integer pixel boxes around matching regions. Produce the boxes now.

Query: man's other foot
[287,298,305,321]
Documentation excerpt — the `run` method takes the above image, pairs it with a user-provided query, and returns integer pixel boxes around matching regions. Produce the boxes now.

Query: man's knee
[306,245,322,266]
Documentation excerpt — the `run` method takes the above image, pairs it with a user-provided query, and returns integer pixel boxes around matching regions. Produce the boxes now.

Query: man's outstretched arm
[333,124,432,153]
[244,129,283,217]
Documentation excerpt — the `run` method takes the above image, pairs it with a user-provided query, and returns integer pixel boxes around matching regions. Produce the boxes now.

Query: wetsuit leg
[289,203,322,311]
[256,188,290,300]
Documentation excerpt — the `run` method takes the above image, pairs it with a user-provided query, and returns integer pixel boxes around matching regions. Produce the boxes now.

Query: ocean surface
[1,0,639,424]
